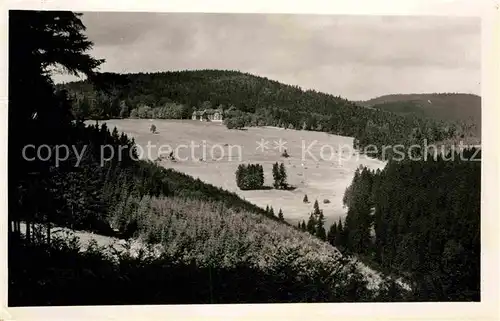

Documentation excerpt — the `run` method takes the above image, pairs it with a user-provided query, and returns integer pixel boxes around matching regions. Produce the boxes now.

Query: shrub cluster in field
[234,162,289,191]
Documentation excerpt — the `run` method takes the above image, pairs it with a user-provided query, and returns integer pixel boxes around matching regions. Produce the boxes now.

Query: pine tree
[308,200,329,242]
[258,164,264,187]
[313,200,321,216]
[278,208,284,221]
[279,163,287,189]
[272,162,280,189]
[111,126,119,141]
[344,167,373,254]
[74,96,90,120]
[235,164,244,189]
[327,222,338,246]
[265,205,270,214]
[336,218,345,248]
[306,213,316,235]
[246,164,254,189]
[303,194,309,203]
[269,206,275,217]
[315,209,326,241]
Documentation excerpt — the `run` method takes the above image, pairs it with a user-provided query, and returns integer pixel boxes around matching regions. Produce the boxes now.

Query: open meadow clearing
[98,119,386,227]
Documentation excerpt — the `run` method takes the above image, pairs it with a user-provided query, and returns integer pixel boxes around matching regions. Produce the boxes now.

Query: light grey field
[99,119,386,227]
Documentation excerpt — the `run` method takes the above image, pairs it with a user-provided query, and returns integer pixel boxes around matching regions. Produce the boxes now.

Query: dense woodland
[10,10,480,305]
[296,150,481,302]
[337,150,480,301]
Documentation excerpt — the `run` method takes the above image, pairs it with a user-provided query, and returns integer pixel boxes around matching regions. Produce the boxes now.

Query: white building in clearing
[191,108,223,122]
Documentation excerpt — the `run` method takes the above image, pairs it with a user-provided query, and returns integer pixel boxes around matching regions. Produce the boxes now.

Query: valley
[98,119,386,227]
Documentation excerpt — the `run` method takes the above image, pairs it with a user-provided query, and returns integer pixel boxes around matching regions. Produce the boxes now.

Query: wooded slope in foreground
[63,70,479,160]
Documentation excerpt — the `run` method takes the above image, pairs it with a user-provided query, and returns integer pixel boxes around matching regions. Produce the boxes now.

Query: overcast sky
[53,12,481,101]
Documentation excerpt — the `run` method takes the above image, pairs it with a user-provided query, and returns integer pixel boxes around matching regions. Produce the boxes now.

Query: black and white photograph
[3,0,499,319]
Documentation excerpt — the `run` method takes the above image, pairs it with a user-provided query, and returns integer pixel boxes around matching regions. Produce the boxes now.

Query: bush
[323,199,331,204]
[129,109,139,118]
[136,105,153,118]
[225,116,246,130]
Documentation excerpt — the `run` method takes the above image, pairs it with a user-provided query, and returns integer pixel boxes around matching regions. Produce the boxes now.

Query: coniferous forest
[335,150,480,301]
[8,9,481,306]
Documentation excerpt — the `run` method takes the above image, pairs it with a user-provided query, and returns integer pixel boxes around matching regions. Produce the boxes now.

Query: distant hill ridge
[356,93,481,133]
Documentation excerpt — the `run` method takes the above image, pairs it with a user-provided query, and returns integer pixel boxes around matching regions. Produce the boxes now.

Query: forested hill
[356,93,481,134]
[61,69,356,116]
[62,70,477,160]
